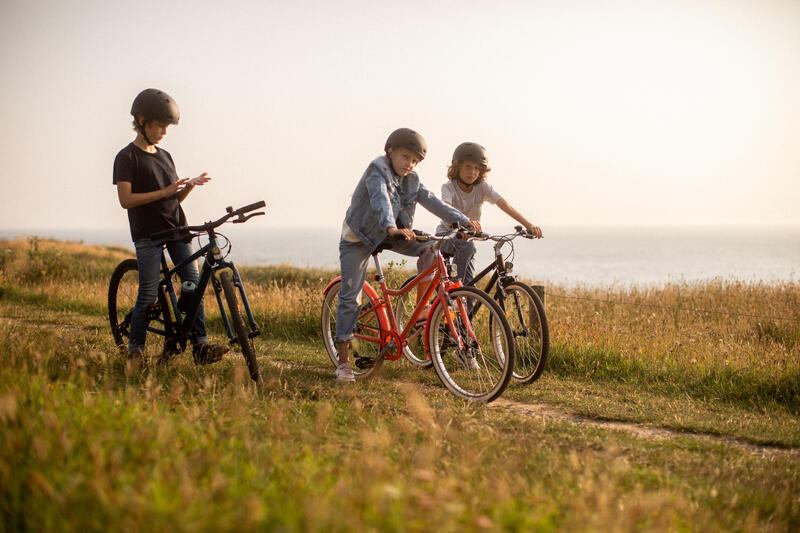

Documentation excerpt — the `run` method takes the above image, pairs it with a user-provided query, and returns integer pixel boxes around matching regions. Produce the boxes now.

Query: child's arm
[417,183,471,227]
[116,178,190,209]
[496,198,543,238]
[364,172,397,231]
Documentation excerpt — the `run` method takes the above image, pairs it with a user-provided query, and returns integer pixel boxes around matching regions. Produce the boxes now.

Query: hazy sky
[1,0,798,232]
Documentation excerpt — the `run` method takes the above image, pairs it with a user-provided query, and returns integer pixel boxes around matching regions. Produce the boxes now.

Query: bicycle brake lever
[233,211,265,223]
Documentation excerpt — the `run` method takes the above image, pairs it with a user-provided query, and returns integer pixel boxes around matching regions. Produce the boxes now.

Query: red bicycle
[320,229,515,403]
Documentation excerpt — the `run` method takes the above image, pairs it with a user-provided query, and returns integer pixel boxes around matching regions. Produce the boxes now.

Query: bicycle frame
[150,230,259,348]
[323,244,476,361]
[468,237,515,299]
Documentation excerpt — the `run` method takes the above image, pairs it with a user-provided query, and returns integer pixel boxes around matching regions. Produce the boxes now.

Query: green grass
[1,238,799,531]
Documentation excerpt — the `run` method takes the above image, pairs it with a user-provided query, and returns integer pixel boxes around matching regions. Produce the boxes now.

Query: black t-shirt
[113,143,187,242]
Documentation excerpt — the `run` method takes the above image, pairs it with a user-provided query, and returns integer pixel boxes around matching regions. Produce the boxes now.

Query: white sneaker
[457,351,480,371]
[335,363,356,382]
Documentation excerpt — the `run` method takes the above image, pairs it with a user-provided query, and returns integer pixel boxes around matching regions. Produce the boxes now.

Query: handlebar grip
[237,200,266,214]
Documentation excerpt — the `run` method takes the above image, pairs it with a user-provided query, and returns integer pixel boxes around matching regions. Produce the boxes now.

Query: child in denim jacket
[335,128,480,382]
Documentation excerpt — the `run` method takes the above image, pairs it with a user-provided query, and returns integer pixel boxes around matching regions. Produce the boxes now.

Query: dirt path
[489,396,800,457]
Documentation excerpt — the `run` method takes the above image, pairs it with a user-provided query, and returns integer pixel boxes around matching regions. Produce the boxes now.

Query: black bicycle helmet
[452,142,488,166]
[384,128,427,160]
[130,88,180,125]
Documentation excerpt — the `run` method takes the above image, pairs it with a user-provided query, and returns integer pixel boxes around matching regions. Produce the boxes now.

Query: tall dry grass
[1,238,799,530]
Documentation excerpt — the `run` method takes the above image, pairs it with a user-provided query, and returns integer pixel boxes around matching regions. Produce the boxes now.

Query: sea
[2,225,798,288]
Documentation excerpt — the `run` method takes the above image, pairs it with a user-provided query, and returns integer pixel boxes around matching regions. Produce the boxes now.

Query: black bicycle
[395,226,549,384]
[467,226,549,384]
[108,201,266,383]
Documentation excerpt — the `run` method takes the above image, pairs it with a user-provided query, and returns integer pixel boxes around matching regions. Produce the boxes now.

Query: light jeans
[335,237,435,343]
[439,235,477,285]
[129,239,207,351]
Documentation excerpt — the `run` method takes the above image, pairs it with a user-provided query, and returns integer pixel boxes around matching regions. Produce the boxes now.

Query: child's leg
[167,241,207,344]
[129,240,164,353]
[335,240,372,364]
[452,238,477,284]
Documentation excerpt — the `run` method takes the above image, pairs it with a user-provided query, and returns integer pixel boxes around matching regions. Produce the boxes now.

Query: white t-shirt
[341,220,361,243]
[436,180,503,234]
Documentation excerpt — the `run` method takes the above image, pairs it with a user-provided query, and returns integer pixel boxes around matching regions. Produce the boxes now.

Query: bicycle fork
[211,265,261,342]
[439,288,479,352]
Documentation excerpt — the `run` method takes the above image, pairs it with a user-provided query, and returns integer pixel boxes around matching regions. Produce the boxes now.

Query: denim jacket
[344,156,469,250]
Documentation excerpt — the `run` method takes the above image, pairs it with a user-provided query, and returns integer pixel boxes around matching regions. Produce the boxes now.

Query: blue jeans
[439,235,476,284]
[129,239,207,351]
[335,237,435,343]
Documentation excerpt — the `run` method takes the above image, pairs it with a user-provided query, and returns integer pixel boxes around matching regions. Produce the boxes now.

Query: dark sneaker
[125,350,144,377]
[192,343,230,365]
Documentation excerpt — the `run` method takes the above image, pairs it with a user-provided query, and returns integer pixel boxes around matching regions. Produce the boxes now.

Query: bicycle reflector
[448,262,458,279]
[212,246,223,260]
[505,261,513,274]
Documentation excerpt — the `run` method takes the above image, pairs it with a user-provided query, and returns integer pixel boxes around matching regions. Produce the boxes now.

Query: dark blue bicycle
[108,201,266,383]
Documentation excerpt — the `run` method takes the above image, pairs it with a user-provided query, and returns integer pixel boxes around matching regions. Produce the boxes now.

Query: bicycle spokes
[428,287,514,402]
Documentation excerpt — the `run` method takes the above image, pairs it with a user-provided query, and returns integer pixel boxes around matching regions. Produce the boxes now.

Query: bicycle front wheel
[220,271,261,384]
[108,258,166,358]
[321,280,384,379]
[428,286,514,403]
[497,282,550,384]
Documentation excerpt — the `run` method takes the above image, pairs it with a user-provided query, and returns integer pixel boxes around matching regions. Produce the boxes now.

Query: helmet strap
[136,116,155,147]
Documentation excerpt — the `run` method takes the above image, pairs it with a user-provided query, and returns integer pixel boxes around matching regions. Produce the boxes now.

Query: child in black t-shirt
[113,88,229,372]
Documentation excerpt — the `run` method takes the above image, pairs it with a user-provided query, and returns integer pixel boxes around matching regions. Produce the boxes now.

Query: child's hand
[186,172,212,187]
[526,224,543,239]
[164,178,190,197]
[467,220,482,233]
[387,227,415,241]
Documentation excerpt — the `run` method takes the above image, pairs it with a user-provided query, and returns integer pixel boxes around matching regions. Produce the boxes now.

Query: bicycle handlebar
[479,226,536,244]
[150,200,267,241]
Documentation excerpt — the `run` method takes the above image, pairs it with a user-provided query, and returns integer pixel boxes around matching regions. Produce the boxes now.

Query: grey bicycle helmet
[131,88,180,125]
[385,128,427,160]
[452,142,488,166]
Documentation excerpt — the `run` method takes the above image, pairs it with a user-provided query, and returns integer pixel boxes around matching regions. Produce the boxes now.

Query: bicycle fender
[322,276,343,296]
[323,277,391,332]
[360,282,392,333]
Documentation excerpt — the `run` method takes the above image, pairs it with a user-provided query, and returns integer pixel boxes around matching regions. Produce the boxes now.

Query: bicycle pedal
[354,356,375,370]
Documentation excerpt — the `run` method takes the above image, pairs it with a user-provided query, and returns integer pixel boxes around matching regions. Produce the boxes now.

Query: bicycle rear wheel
[321,280,384,379]
[108,258,167,358]
[394,275,432,368]
[220,271,261,384]
[497,281,549,384]
[428,286,514,403]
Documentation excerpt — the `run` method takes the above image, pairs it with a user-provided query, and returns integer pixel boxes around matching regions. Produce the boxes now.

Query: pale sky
[1,0,798,232]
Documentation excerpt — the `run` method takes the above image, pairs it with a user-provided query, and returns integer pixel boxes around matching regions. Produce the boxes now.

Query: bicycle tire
[496,281,550,384]
[321,280,385,379]
[108,258,167,357]
[394,274,432,368]
[428,286,514,403]
[220,271,261,384]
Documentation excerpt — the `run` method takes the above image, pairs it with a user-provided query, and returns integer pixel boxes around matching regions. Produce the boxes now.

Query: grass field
[1,237,798,532]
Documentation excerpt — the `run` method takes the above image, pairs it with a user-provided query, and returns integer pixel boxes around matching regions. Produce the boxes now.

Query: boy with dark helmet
[113,88,229,372]
[334,128,481,382]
